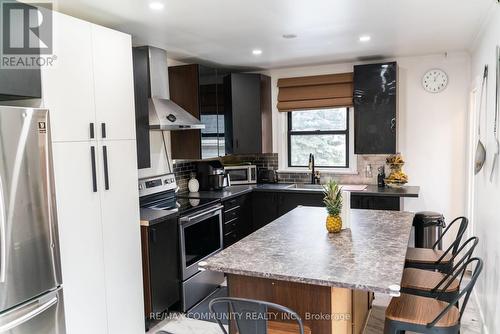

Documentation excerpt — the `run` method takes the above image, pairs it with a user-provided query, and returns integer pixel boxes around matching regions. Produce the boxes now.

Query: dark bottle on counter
[377,166,386,188]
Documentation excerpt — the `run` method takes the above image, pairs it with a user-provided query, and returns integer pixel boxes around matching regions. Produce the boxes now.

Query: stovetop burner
[140,191,219,216]
[139,173,220,216]
[176,197,220,215]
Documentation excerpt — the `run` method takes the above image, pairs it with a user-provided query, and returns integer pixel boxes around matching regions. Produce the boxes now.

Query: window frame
[287,108,350,169]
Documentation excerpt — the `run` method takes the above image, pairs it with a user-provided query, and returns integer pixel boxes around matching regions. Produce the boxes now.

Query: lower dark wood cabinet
[252,191,325,231]
[350,195,401,211]
[252,192,280,231]
[277,192,324,216]
[222,193,252,247]
[140,217,180,318]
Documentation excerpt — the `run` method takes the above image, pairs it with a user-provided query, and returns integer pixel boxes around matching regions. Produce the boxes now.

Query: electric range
[138,173,225,312]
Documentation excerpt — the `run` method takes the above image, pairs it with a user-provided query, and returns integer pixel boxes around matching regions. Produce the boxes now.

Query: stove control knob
[164,179,169,184]
[138,184,143,190]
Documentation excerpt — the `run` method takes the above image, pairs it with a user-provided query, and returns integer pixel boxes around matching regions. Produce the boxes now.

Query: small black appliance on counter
[258,168,278,183]
[196,160,227,190]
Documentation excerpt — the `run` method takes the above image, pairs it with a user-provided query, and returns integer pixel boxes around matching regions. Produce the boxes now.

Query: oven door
[225,168,250,184]
[179,205,223,280]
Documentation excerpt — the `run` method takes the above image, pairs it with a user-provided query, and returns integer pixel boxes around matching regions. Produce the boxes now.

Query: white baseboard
[473,290,489,334]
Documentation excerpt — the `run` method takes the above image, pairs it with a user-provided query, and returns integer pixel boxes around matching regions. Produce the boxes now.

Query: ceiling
[54,0,494,69]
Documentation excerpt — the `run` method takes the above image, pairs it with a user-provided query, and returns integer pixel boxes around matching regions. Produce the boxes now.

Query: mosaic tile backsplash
[173,153,388,191]
[277,155,389,185]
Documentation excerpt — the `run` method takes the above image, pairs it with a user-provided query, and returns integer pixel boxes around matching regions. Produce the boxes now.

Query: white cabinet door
[41,13,96,142]
[91,25,136,141]
[97,140,144,334]
[51,141,108,334]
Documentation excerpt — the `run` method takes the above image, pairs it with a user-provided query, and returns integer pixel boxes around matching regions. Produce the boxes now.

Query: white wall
[261,52,470,247]
[470,4,500,333]
[137,57,185,179]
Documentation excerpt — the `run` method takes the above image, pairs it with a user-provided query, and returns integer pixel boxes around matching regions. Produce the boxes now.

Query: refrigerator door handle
[0,296,58,332]
[0,176,6,283]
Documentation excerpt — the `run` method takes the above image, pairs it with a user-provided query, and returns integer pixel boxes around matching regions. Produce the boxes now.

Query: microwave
[224,165,257,184]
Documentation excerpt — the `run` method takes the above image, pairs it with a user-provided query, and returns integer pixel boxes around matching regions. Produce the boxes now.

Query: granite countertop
[178,185,255,200]
[179,183,419,201]
[200,206,415,294]
[140,207,178,226]
[350,185,420,198]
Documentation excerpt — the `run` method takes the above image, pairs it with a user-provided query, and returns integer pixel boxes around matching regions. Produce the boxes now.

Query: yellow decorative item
[385,153,408,188]
[323,180,343,233]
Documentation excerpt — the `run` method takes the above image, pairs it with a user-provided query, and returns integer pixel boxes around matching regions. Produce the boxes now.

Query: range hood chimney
[141,46,204,131]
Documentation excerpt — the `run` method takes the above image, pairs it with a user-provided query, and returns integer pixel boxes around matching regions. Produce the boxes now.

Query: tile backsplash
[277,155,389,185]
[172,161,196,191]
[173,153,388,191]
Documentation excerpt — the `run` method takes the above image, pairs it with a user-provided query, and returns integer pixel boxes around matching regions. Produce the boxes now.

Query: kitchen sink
[286,184,324,190]
[286,184,368,191]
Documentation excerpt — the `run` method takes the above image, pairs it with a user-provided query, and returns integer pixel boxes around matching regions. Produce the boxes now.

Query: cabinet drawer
[223,230,240,247]
[224,218,239,234]
[224,207,241,222]
[224,195,246,211]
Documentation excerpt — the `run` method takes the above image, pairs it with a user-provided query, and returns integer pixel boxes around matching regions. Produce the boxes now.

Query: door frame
[465,78,481,239]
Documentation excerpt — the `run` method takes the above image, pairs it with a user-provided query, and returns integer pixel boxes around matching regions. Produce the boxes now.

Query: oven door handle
[180,205,223,225]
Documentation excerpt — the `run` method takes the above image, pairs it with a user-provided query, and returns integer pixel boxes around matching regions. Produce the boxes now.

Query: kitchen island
[200,206,414,333]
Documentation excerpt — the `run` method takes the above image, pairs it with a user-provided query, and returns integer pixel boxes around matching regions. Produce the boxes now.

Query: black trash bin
[413,211,446,250]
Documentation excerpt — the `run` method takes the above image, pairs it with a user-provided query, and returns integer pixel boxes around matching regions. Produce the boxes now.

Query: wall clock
[422,69,448,93]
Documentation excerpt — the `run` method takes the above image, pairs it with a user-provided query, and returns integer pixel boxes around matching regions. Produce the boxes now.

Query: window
[200,114,225,159]
[287,108,349,168]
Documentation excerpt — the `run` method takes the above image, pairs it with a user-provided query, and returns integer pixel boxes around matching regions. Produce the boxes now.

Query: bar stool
[385,257,483,334]
[401,236,478,303]
[209,297,310,334]
[405,216,468,273]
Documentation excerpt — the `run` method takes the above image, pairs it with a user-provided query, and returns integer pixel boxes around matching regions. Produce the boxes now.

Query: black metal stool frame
[385,257,483,334]
[402,237,479,303]
[209,296,305,334]
[405,217,469,273]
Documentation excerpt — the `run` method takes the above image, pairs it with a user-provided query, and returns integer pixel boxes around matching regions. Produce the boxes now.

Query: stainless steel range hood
[144,46,204,131]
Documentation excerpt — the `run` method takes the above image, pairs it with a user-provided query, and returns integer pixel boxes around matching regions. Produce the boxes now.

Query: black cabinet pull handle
[90,146,97,192]
[90,123,95,139]
[102,145,109,190]
[101,123,106,139]
[390,118,396,133]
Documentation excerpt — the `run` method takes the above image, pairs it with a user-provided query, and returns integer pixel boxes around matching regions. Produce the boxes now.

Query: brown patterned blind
[277,72,353,112]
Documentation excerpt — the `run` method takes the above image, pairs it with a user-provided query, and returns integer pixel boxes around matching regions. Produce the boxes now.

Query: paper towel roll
[341,191,351,230]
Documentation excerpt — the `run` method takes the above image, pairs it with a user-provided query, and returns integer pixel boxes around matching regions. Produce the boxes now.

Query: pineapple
[323,180,343,233]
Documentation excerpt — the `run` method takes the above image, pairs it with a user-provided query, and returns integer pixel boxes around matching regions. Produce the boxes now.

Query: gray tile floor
[149,290,483,334]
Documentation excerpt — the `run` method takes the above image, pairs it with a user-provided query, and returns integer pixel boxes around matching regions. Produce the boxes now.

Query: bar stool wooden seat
[402,268,459,292]
[386,293,460,327]
[385,257,483,334]
[401,237,478,303]
[405,216,468,273]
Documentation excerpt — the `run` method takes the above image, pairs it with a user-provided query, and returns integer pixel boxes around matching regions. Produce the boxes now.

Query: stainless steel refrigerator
[0,106,65,333]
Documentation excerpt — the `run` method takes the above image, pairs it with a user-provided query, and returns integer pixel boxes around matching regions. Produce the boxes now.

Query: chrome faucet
[308,153,320,184]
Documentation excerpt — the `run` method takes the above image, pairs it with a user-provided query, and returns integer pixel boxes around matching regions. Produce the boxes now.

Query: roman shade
[277,72,353,111]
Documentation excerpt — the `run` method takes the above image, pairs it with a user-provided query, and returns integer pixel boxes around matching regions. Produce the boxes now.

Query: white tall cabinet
[41,11,144,334]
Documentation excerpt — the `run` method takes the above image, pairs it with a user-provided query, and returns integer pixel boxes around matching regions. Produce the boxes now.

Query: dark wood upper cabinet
[224,73,272,155]
[168,64,202,160]
[168,66,273,159]
[132,47,151,169]
[353,62,397,154]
